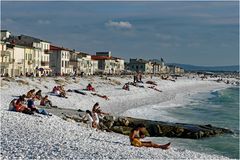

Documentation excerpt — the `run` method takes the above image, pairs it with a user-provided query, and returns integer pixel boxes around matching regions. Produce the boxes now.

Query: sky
[1,1,239,66]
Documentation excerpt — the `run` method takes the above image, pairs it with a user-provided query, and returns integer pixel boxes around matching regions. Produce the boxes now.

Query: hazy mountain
[167,63,239,72]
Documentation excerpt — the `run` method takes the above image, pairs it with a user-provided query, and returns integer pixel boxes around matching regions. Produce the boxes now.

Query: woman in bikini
[129,124,171,149]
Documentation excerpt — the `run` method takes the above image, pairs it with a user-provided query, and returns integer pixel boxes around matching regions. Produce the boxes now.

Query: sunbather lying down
[130,124,171,149]
[91,93,109,100]
[146,81,157,86]
[148,86,162,92]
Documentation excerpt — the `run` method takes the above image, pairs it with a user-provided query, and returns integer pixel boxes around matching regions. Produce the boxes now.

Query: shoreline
[0,76,234,159]
[121,82,230,122]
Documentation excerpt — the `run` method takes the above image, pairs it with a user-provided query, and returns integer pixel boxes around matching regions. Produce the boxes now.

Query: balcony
[1,51,10,56]
[41,61,49,66]
[44,49,49,54]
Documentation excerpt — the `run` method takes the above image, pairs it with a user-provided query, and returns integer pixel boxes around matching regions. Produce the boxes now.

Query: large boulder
[111,126,132,135]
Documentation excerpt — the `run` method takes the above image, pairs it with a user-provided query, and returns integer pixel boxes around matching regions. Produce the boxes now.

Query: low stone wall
[110,116,233,139]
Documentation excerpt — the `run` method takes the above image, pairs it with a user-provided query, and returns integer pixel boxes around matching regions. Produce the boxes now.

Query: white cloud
[37,19,51,25]
[105,20,132,29]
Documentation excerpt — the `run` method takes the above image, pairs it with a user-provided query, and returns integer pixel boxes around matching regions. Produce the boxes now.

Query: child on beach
[129,124,171,149]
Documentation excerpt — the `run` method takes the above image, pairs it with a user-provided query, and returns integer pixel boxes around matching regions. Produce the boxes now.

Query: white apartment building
[79,55,98,75]
[70,51,98,75]
[2,31,51,76]
[49,45,73,75]
[0,41,26,77]
[92,52,124,74]
[16,35,51,75]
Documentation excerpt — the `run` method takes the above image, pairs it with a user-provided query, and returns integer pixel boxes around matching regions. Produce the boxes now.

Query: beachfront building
[169,65,185,74]
[128,58,153,73]
[48,45,73,75]
[23,46,35,75]
[0,30,11,41]
[0,41,12,76]
[1,43,25,77]
[70,51,98,75]
[3,31,51,76]
[92,51,124,74]
[79,55,98,75]
[1,30,27,77]
[149,60,162,74]
[149,58,170,74]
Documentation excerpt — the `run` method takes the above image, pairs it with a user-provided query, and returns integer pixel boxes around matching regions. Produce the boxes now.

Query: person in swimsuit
[129,124,171,149]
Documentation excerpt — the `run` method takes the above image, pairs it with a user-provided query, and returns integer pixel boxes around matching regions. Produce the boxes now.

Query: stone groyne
[42,106,233,139]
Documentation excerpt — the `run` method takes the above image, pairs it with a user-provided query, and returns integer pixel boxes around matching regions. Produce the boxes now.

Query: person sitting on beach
[9,94,27,111]
[59,86,67,97]
[129,124,171,149]
[35,90,42,100]
[82,110,99,129]
[86,83,95,92]
[40,95,56,108]
[27,97,51,116]
[14,96,33,115]
[52,86,58,94]
[26,89,36,98]
[92,102,109,117]
[122,83,130,91]
[52,86,67,98]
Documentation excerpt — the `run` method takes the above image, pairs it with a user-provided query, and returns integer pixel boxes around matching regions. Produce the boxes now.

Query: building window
[62,61,64,67]
[132,65,134,69]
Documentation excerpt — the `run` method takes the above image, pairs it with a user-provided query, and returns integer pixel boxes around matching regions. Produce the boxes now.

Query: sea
[150,87,239,159]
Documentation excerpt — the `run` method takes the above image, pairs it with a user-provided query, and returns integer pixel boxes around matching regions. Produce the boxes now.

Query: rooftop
[50,45,72,51]
[91,55,123,60]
